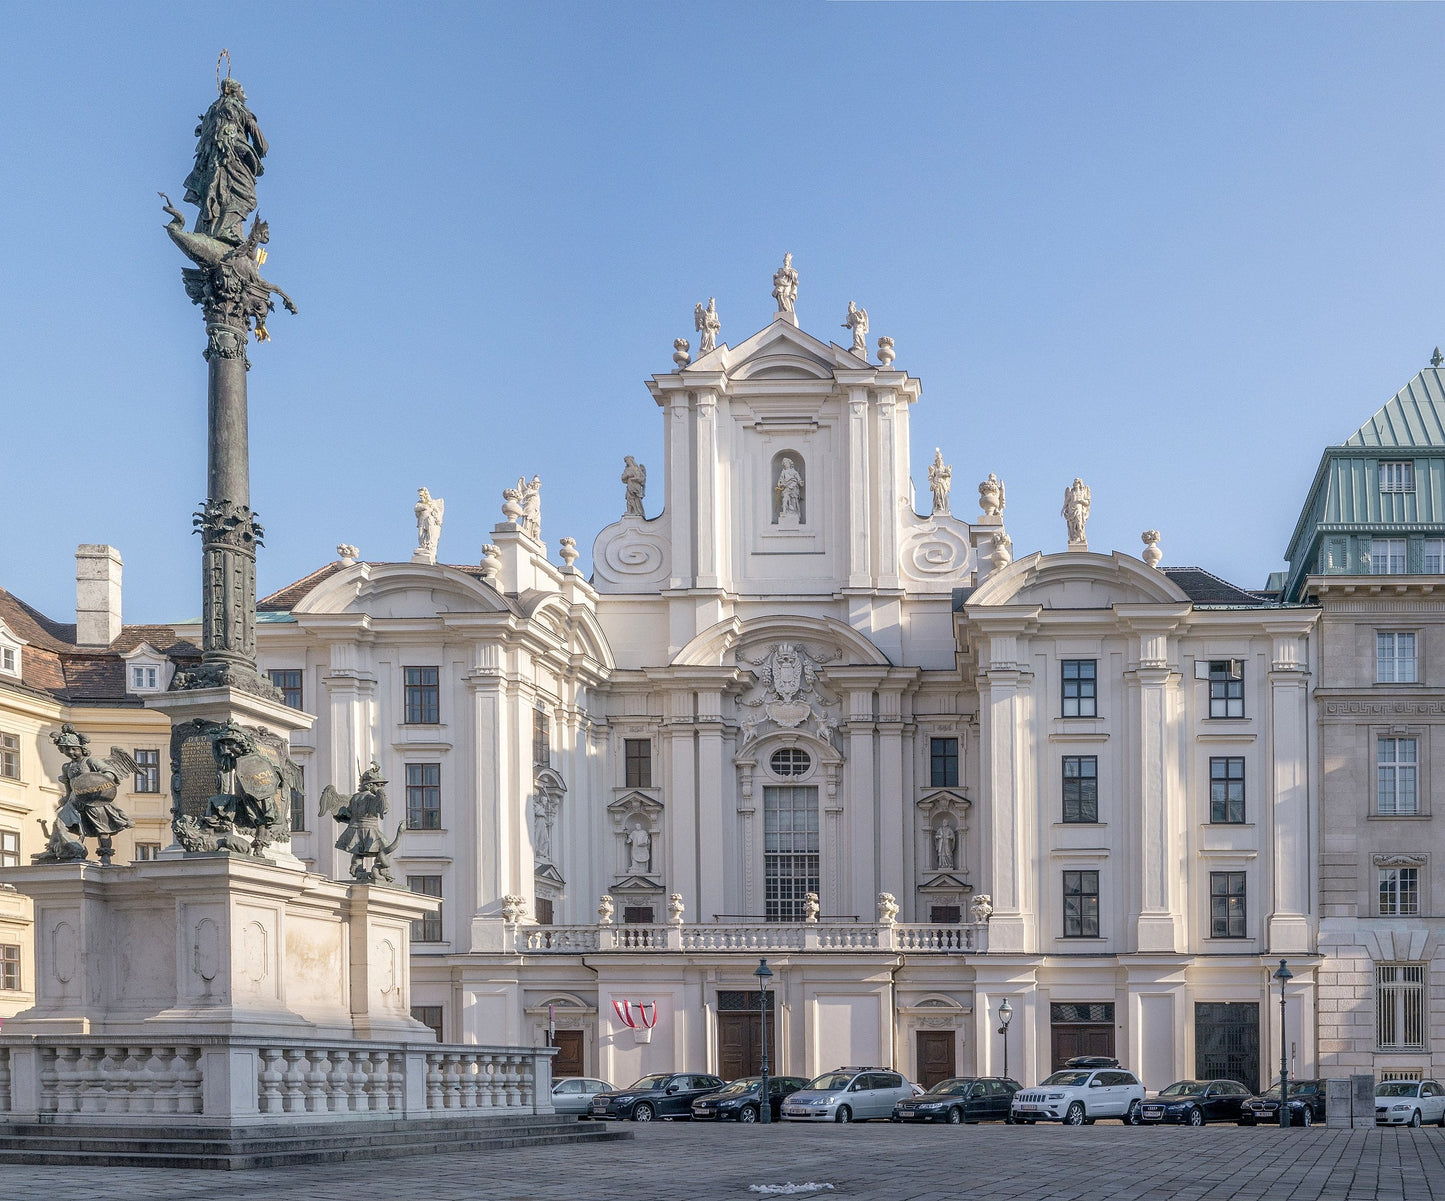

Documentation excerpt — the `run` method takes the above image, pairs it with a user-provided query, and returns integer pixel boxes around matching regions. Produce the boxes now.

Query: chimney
[75,544,122,647]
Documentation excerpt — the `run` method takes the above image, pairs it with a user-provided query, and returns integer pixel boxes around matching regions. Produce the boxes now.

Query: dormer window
[122,643,168,694]
[0,621,24,680]
[1381,462,1415,493]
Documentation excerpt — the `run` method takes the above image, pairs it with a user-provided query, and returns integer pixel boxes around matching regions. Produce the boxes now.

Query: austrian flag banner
[612,1000,658,1029]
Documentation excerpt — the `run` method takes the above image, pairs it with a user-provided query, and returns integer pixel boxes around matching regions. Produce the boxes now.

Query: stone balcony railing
[517,921,986,954]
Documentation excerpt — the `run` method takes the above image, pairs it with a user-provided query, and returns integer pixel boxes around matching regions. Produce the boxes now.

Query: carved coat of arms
[737,642,839,743]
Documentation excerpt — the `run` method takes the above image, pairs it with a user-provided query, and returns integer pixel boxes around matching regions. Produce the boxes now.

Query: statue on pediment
[772,252,799,313]
[415,488,445,558]
[1063,477,1091,546]
[622,457,647,518]
[694,297,720,353]
[843,301,869,355]
[928,449,952,516]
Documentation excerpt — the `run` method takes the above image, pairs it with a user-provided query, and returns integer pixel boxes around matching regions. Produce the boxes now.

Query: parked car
[781,1067,916,1123]
[589,1072,726,1121]
[691,1076,809,1122]
[1010,1067,1146,1126]
[892,1077,1022,1124]
[551,1076,613,1117]
[1140,1079,1252,1126]
[1239,1080,1326,1127]
[1376,1079,1445,1127]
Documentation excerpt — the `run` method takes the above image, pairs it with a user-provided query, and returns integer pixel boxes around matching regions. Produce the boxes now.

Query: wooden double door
[717,1011,776,1081]
[915,1031,957,1088]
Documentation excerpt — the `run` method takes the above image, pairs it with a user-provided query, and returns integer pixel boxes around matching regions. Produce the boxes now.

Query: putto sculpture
[33,725,138,866]
[622,457,647,518]
[928,448,952,516]
[320,761,404,884]
[1062,477,1092,547]
[694,297,720,354]
[772,252,799,313]
[414,488,445,560]
[978,473,1005,518]
[989,529,1014,570]
[843,301,868,355]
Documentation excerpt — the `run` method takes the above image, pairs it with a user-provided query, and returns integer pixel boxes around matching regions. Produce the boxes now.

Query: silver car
[550,1076,614,1117]
[781,1067,916,1123]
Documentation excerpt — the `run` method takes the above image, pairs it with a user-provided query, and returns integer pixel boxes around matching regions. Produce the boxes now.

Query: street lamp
[997,997,1013,1080]
[1273,959,1293,1129]
[755,957,774,1124]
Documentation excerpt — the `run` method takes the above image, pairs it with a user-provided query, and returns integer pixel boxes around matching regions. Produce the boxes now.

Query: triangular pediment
[918,872,971,891]
[688,315,875,380]
[610,874,663,893]
[534,862,566,887]
[608,790,663,816]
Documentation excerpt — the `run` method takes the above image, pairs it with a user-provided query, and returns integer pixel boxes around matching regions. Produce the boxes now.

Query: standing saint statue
[183,76,268,245]
[622,456,647,518]
[934,821,957,871]
[627,823,652,873]
[1062,477,1092,546]
[415,487,445,557]
[928,448,952,516]
[522,475,542,540]
[694,297,720,354]
[843,301,869,355]
[775,457,804,523]
[772,252,799,313]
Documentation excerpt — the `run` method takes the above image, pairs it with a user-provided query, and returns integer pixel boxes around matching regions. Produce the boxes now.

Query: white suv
[1011,1067,1146,1125]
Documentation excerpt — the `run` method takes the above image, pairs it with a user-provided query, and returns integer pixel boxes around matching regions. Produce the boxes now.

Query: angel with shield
[42,724,138,865]
[205,722,296,856]
[320,761,404,884]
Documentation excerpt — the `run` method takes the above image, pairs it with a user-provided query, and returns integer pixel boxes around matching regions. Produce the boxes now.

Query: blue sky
[4,3,1445,623]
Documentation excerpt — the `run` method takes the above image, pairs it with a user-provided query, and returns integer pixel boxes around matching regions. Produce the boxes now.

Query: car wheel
[1005,1113,1016,1125]
[947,1106,963,1125]
[1187,1106,1204,1127]
[739,1105,758,1124]
[1437,1108,1445,1129]
[835,1105,853,1123]
[1409,1109,1423,1128]
[632,1102,655,1122]
[1299,1108,1313,1128]
[1124,1099,1142,1126]
[1064,1102,1086,1126]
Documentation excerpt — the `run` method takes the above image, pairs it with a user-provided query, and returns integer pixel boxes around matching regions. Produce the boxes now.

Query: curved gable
[969,551,1190,609]
[673,613,892,667]
[292,563,513,619]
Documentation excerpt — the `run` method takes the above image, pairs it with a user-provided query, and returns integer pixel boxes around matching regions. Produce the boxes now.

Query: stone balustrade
[0,1037,554,1124]
[517,921,985,954]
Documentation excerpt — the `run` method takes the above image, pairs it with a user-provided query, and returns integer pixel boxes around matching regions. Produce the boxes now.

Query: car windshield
[924,1080,972,1096]
[808,1072,856,1092]
[1040,1071,1091,1087]
[627,1075,670,1090]
[1159,1081,1204,1096]
[1378,1082,1421,1097]
[715,1078,758,1096]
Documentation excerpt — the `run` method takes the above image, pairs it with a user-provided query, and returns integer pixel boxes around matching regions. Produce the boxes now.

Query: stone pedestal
[971,514,1003,584]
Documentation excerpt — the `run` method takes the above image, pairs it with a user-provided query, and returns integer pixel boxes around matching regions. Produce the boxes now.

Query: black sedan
[691,1076,810,1122]
[589,1072,726,1121]
[892,1076,1022,1124]
[1140,1079,1253,1126]
[1239,1080,1326,1127]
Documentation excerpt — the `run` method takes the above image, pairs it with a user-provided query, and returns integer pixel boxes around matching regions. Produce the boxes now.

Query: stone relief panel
[898,519,972,585]
[736,642,841,744]
[591,517,672,589]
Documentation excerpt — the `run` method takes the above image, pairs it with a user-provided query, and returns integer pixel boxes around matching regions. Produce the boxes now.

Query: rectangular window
[0,829,18,868]
[533,708,550,768]
[1377,964,1426,1050]
[1062,869,1100,938]
[130,665,158,691]
[930,737,960,787]
[763,785,820,921]
[929,904,962,924]
[1378,737,1420,815]
[0,944,18,991]
[1377,632,1419,684]
[267,668,304,709]
[623,905,655,924]
[289,763,306,832]
[1061,660,1097,718]
[1426,539,1445,574]
[408,875,443,942]
[1062,756,1098,823]
[1209,871,1247,938]
[1209,757,1246,823]
[411,1005,444,1042]
[1208,660,1245,718]
[0,647,15,674]
[0,732,17,780]
[1371,538,1407,575]
[134,843,161,861]
[406,763,441,830]
[403,667,440,725]
[624,739,652,788]
[133,748,161,793]
[534,897,554,925]
[1380,461,1416,493]
[1379,867,1421,916]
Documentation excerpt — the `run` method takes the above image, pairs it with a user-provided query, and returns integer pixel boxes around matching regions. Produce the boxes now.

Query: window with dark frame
[408,875,443,942]
[0,732,18,780]
[289,763,306,832]
[1061,660,1097,718]
[403,667,440,725]
[406,763,442,830]
[534,897,554,925]
[1209,871,1247,938]
[623,905,655,924]
[1208,661,1245,718]
[930,737,959,787]
[764,784,820,921]
[1062,756,1098,823]
[533,707,550,768]
[1209,757,1246,823]
[133,748,161,793]
[624,739,652,788]
[1062,869,1100,937]
[0,944,18,991]
[267,668,304,709]
[411,1005,444,1042]
[929,904,962,924]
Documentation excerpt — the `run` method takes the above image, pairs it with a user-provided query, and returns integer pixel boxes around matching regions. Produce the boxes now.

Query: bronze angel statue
[35,724,139,865]
[320,761,404,884]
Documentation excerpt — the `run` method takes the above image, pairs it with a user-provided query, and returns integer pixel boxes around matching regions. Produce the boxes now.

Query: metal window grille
[1371,538,1407,574]
[930,738,959,787]
[1377,738,1419,815]
[0,829,18,868]
[0,732,18,780]
[1380,462,1416,493]
[1209,757,1246,823]
[1208,661,1245,718]
[403,667,440,724]
[1209,871,1247,938]
[718,990,775,1011]
[1379,867,1420,916]
[1377,964,1426,1050]
[1062,870,1100,938]
[267,668,303,709]
[1377,632,1418,684]
[1381,1069,1424,1081]
[408,875,443,942]
[1050,1003,1115,1024]
[133,748,161,793]
[1061,660,1097,718]
[0,944,18,991]
[763,785,819,921]
[1062,756,1098,823]
[406,763,442,830]
[624,739,652,788]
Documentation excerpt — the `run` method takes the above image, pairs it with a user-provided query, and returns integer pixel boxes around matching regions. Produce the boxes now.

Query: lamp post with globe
[997,997,1013,1080]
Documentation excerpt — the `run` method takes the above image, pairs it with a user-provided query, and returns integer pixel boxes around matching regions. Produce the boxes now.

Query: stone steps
[0,1113,629,1169]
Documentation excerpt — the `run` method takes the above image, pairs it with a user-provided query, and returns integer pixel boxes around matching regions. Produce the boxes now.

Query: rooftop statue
[1063,477,1092,546]
[694,297,720,354]
[183,73,268,245]
[320,761,404,884]
[928,448,952,516]
[843,300,868,355]
[33,725,138,866]
[772,252,799,313]
[415,487,445,557]
[622,456,647,518]
[978,473,1005,519]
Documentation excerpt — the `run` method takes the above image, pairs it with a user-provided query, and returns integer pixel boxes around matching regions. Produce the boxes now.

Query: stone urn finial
[667,892,685,925]
[802,892,820,923]
[673,337,692,368]
[877,335,896,367]
[336,543,359,566]
[501,894,526,924]
[876,891,899,926]
[1141,530,1162,569]
[989,529,1013,570]
[479,543,501,584]
[597,894,615,926]
[559,536,579,568]
[970,893,994,922]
